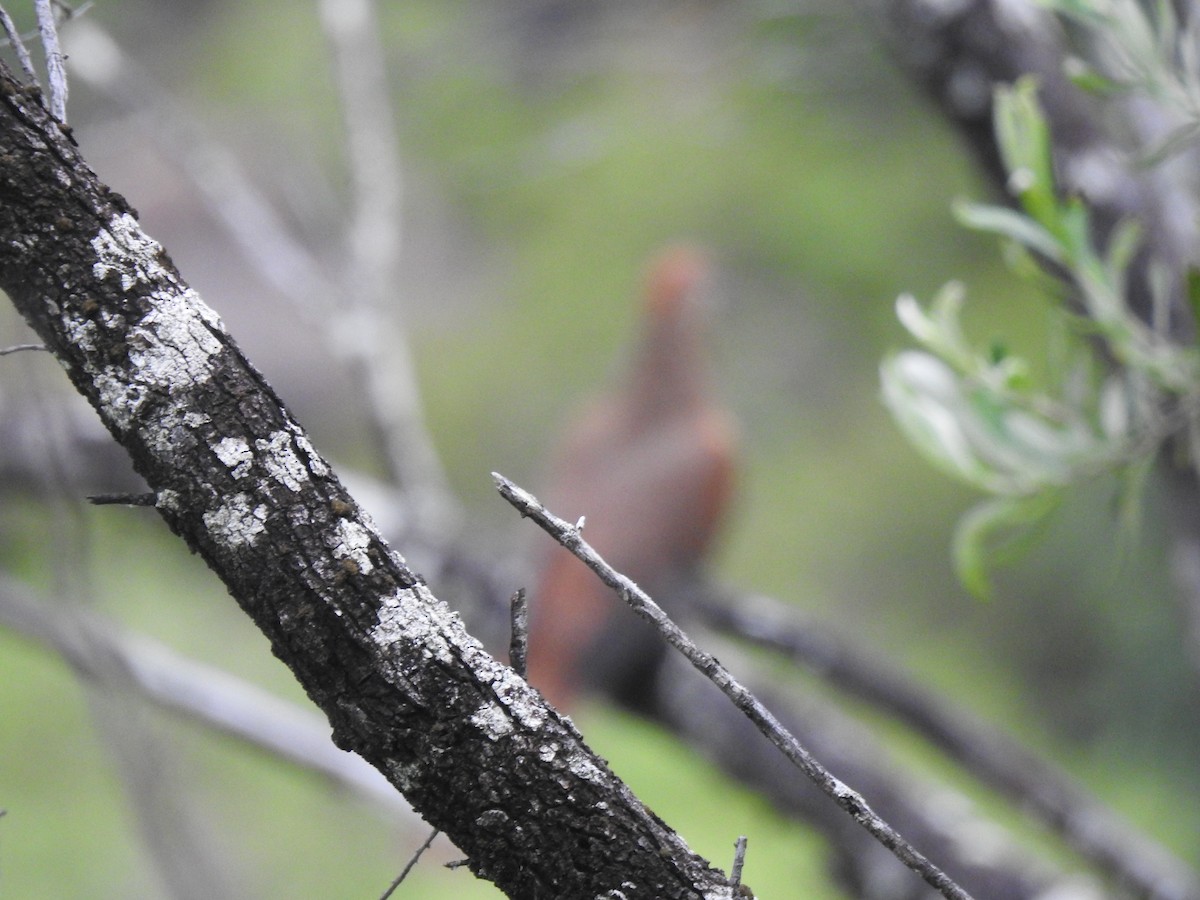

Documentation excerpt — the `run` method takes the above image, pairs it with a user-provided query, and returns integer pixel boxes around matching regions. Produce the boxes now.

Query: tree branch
[494,472,976,900]
[0,57,738,899]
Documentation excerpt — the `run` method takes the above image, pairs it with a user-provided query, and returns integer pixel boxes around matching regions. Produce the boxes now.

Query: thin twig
[379,827,440,900]
[0,342,48,355]
[34,0,66,122]
[86,492,157,506]
[317,0,456,531]
[0,5,37,83]
[730,835,747,887]
[508,587,529,678]
[492,473,975,900]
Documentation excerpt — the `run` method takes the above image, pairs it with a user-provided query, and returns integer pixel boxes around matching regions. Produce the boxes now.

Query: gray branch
[493,472,976,900]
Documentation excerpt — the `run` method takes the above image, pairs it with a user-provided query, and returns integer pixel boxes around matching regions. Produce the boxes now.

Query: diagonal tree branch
[0,57,738,899]
[493,472,975,900]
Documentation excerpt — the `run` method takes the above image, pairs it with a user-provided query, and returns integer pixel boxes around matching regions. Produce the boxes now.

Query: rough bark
[0,61,737,900]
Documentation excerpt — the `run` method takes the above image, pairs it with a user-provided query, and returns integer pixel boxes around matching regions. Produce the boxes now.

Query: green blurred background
[0,1,1197,896]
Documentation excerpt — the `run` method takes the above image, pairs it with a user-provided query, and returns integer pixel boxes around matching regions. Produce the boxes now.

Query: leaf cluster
[882,63,1200,597]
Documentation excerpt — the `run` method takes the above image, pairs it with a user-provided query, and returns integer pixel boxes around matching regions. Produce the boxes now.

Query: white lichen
[155,489,181,512]
[202,493,269,549]
[332,518,374,574]
[92,212,170,291]
[470,702,514,740]
[133,289,224,386]
[371,586,455,665]
[62,314,98,352]
[292,431,330,477]
[84,216,226,440]
[93,368,146,431]
[87,295,222,433]
[484,664,547,731]
[566,751,604,784]
[212,436,253,478]
[256,429,310,492]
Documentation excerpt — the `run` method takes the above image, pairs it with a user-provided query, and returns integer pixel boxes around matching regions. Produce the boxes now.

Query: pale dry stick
[0,574,416,818]
[493,472,975,900]
[0,4,37,83]
[33,0,65,121]
[697,593,1200,900]
[317,0,456,533]
[0,342,47,355]
[65,20,333,307]
[730,836,748,888]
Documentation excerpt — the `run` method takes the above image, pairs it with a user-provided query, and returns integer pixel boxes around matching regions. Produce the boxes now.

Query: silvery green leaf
[954,201,1064,264]
[953,491,1064,601]
[1098,377,1132,439]
[881,353,1001,488]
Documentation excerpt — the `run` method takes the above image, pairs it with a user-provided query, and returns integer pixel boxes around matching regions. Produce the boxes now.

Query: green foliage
[1044,0,1200,160]
[882,74,1200,598]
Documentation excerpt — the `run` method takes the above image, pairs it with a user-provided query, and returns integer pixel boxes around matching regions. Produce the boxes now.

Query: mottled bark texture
[0,61,737,900]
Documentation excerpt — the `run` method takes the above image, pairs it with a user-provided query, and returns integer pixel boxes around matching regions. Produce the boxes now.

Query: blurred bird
[526,244,738,711]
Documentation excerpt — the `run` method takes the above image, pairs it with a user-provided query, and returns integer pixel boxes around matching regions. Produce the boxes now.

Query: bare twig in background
[318,0,456,532]
[0,4,37,83]
[0,575,415,819]
[697,592,1200,900]
[64,16,457,536]
[34,0,65,121]
[379,827,440,900]
[0,342,46,355]
[64,21,335,308]
[493,472,975,900]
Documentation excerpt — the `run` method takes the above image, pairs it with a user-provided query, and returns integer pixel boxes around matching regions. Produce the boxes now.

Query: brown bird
[526,244,738,712]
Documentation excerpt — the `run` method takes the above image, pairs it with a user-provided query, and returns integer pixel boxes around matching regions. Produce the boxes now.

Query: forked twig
[493,472,974,900]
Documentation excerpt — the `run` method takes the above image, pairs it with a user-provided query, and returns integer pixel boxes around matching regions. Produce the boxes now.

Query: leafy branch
[882,73,1200,597]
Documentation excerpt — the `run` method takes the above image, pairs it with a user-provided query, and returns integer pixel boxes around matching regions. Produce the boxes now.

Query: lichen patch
[332,518,374,574]
[371,586,455,666]
[203,493,269,549]
[212,436,253,478]
[256,429,311,492]
[91,212,171,291]
[470,702,514,740]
